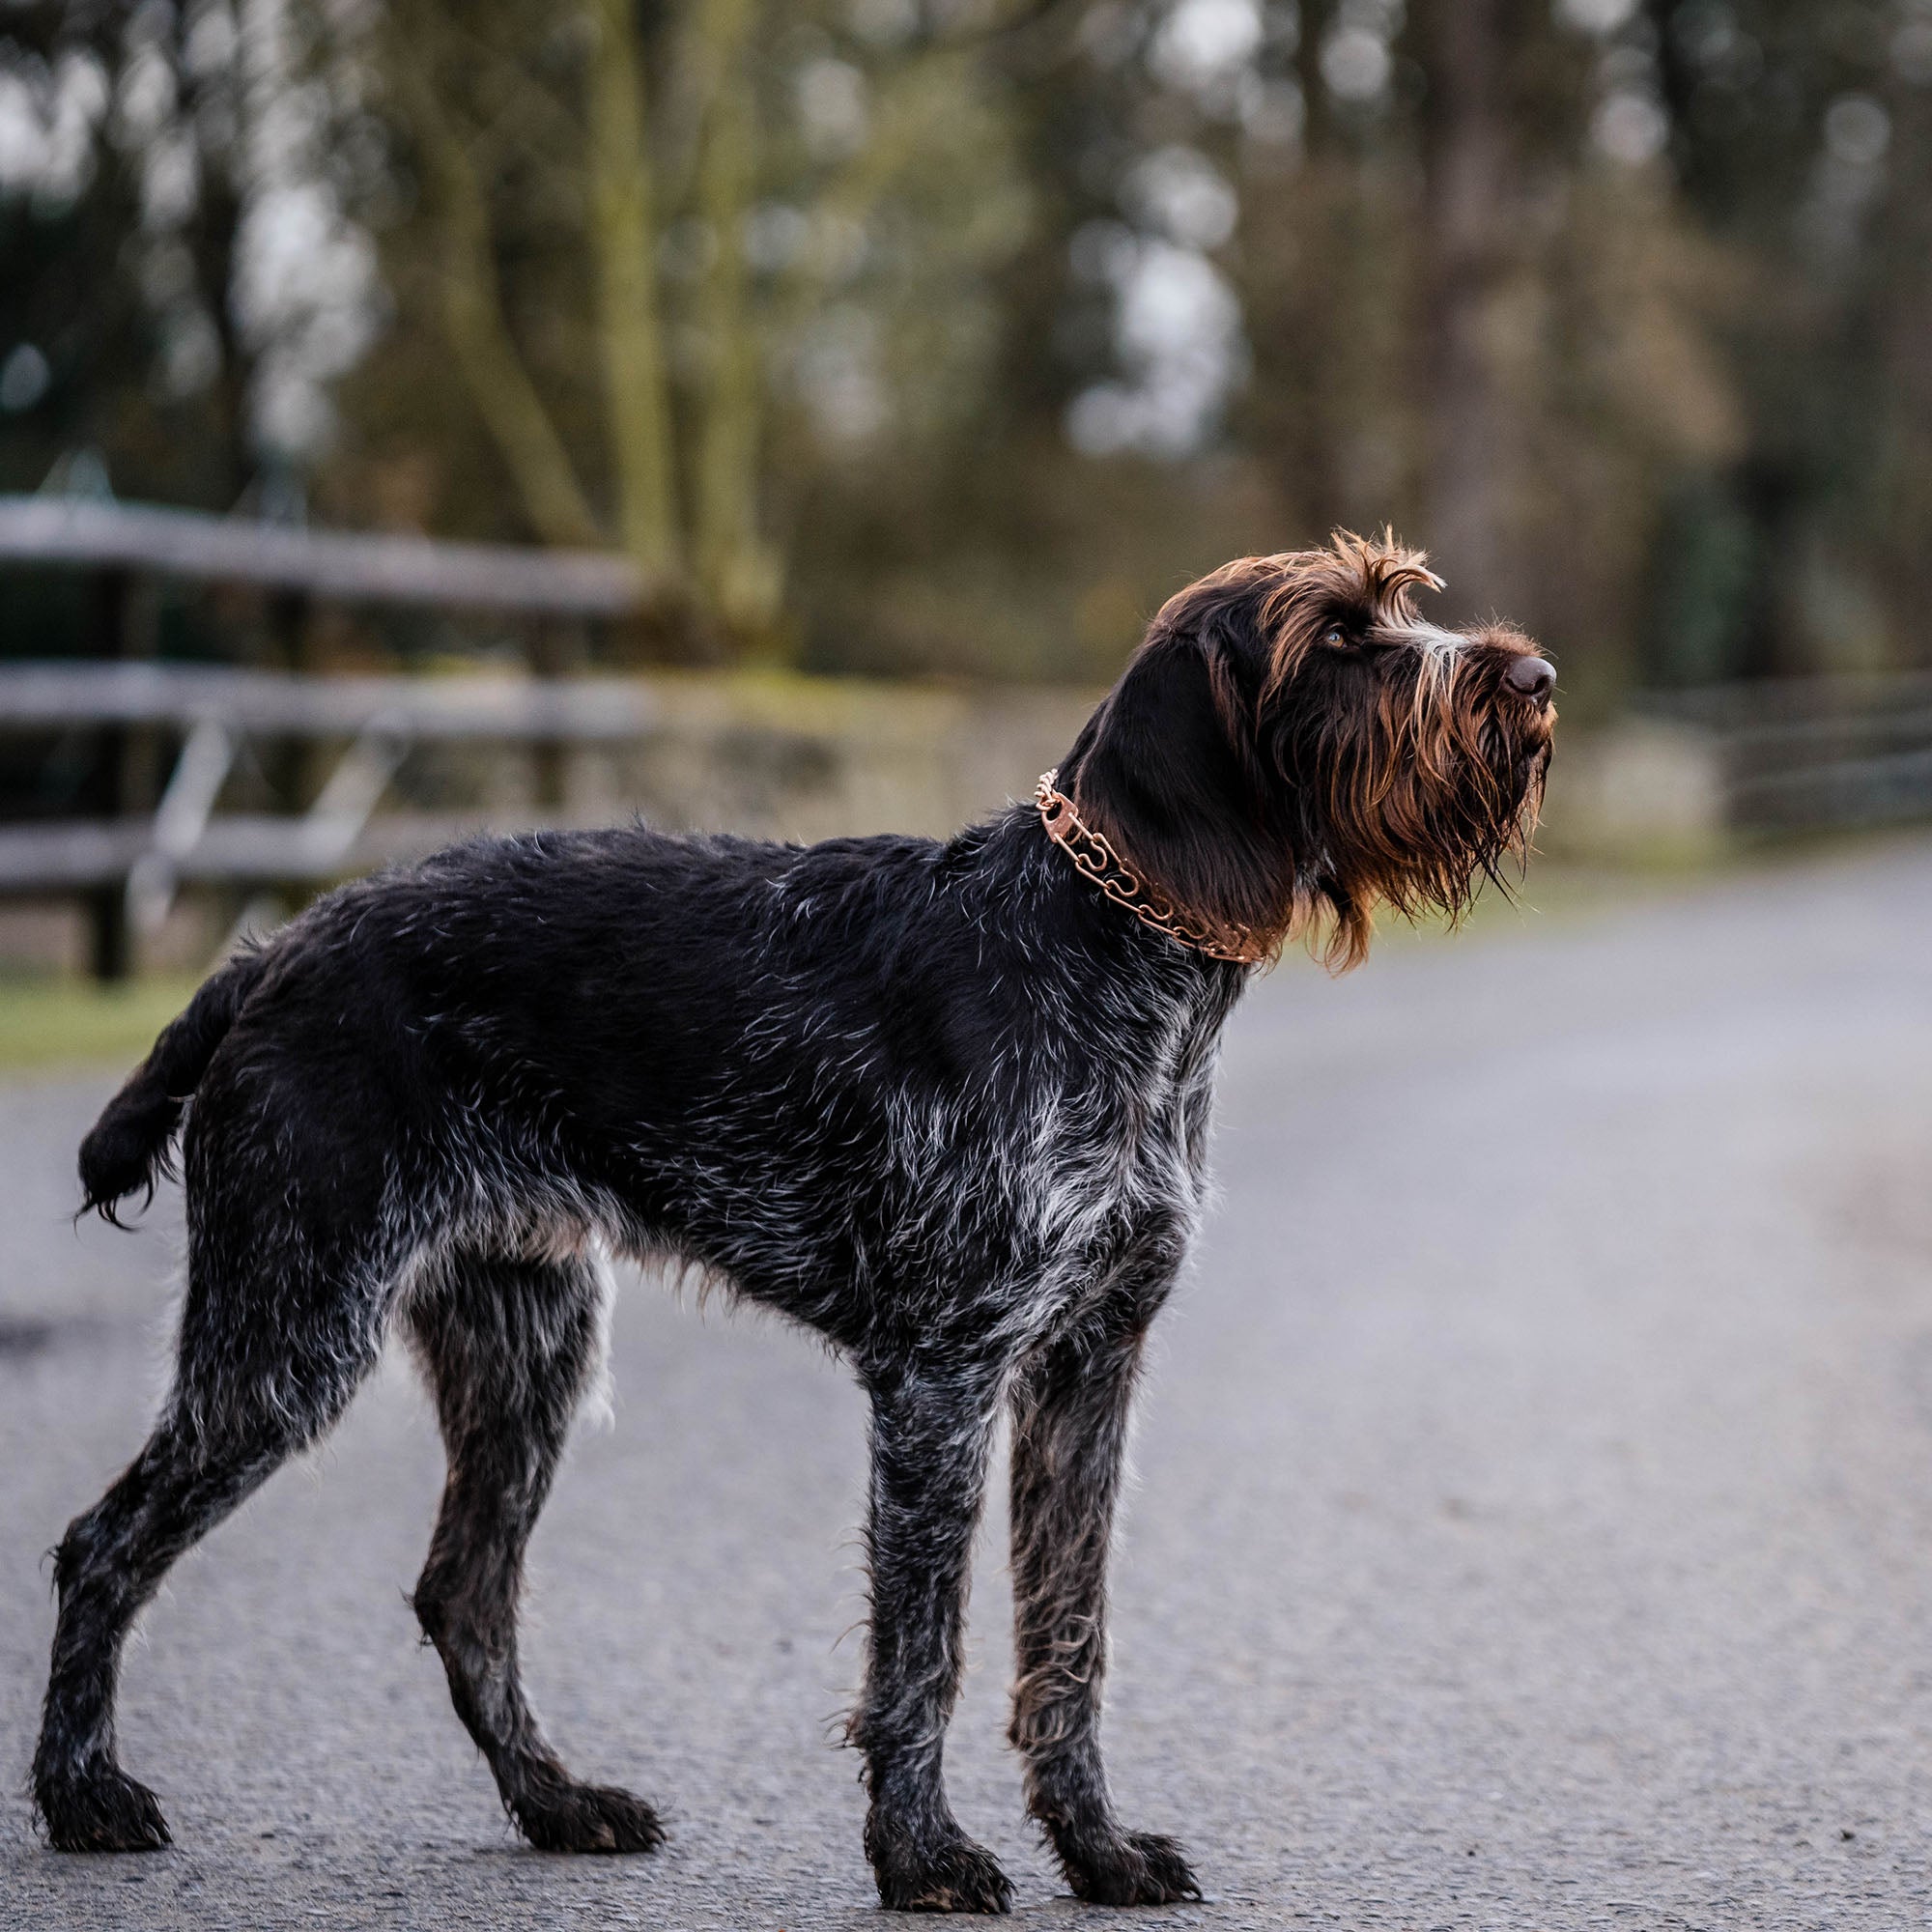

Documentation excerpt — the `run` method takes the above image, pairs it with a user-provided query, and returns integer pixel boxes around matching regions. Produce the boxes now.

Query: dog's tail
[78,946,270,1225]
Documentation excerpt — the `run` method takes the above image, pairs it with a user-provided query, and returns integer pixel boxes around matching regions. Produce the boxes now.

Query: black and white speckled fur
[33,536,1554,1912]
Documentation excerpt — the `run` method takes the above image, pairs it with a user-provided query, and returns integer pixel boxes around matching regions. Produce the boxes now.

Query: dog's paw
[869,1821,1014,1914]
[514,1779,666,1855]
[1057,1828,1202,1907]
[36,1762,172,1854]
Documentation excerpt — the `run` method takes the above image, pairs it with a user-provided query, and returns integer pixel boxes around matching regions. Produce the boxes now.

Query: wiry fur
[33,535,1552,1911]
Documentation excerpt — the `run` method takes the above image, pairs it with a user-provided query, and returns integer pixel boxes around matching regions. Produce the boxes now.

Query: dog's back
[77,820,948,1230]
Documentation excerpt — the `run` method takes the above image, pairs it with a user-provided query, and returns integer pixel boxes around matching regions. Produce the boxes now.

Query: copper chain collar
[1034,770,1265,966]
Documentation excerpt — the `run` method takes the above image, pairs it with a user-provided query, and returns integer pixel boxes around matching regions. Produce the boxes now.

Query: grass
[0,973,202,1075]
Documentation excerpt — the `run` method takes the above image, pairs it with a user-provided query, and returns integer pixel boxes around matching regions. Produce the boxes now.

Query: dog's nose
[1506,655,1556,704]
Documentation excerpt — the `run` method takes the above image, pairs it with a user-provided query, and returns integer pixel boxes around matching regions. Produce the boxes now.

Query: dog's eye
[1324,626,1350,648]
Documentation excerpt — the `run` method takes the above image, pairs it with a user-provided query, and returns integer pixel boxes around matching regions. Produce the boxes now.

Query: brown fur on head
[1057,531,1555,970]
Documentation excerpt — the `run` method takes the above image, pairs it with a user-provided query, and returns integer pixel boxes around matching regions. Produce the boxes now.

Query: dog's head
[1058,531,1555,969]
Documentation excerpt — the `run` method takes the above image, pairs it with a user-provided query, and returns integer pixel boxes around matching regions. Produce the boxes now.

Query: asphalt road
[6,840,1932,1930]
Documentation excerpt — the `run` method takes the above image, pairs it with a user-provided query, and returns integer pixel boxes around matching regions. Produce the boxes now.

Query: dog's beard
[1288,668,1551,969]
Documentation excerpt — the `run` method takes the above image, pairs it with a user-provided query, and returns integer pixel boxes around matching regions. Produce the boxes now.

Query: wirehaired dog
[35,533,1554,1911]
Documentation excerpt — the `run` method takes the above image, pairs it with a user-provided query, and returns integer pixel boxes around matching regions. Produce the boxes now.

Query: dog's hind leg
[1009,1291,1201,1906]
[404,1245,662,1855]
[35,1236,389,1852]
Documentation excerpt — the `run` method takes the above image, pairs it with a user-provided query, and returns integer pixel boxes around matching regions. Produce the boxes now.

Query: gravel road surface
[5,841,1932,1930]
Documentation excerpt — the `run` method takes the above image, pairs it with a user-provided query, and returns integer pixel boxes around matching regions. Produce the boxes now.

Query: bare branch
[689,0,781,630]
[584,0,683,582]
[388,8,606,554]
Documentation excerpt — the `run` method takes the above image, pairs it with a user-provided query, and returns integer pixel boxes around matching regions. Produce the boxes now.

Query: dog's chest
[1017,1040,1216,1275]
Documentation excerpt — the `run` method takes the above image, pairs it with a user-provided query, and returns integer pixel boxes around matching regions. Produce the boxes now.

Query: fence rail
[1641,673,1932,835]
[0,497,644,616]
[0,812,512,893]
[0,663,660,976]
[0,661,658,738]
[0,498,651,976]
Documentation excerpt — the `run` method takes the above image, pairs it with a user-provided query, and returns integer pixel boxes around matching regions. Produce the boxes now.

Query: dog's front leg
[1009,1307,1202,1906]
[852,1362,1012,1914]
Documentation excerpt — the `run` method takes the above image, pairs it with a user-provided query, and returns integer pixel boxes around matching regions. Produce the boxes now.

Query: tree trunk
[396,26,607,553]
[1414,0,1528,622]
[586,0,683,587]
[1877,72,1932,668]
[690,0,781,637]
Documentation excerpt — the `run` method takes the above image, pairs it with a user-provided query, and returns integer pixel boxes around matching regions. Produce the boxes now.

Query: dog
[34,533,1553,1912]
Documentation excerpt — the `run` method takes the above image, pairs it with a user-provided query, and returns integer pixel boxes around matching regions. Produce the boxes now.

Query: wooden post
[85,567,159,981]
[267,587,315,804]
[266,586,315,924]
[528,619,586,813]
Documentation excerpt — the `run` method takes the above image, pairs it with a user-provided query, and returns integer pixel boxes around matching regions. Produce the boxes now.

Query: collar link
[1035,770,1266,967]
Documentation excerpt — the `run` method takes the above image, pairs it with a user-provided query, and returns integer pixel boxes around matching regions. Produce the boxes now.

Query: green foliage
[4,0,1931,690]
[1649,474,1762,685]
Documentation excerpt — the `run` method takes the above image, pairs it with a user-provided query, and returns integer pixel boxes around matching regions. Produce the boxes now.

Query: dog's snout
[1506,655,1556,704]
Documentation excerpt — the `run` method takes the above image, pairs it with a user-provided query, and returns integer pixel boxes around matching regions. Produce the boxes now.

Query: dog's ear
[1061,626,1297,955]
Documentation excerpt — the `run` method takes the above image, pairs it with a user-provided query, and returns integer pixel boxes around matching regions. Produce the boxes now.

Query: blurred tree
[336,0,1038,655]
[1231,0,1740,696]
[8,0,1932,690]
[1415,0,1537,621]
[1873,5,1932,664]
[0,1,254,507]
[1646,0,1924,678]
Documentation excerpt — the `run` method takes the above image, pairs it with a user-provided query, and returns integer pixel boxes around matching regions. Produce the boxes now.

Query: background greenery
[0,971,199,1069]
[3,0,1930,704]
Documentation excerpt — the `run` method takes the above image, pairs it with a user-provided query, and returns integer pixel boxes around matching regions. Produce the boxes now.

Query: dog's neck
[1034,771,1265,966]
[1047,632,1305,962]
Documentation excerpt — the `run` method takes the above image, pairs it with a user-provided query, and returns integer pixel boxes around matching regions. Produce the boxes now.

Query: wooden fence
[1640,673,1932,836]
[5,495,1931,979]
[0,496,648,977]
